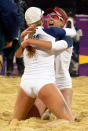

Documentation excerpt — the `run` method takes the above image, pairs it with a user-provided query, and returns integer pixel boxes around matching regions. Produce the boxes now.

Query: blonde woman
[10,7,74,125]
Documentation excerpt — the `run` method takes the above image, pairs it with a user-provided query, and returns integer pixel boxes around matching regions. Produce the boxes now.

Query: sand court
[0,76,88,131]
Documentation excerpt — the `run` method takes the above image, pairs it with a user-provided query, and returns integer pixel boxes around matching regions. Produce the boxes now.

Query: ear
[63,20,66,26]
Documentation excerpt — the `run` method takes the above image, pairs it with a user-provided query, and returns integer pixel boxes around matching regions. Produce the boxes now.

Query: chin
[48,25,54,28]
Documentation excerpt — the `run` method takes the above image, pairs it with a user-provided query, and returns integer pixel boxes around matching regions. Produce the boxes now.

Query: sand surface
[0,76,88,131]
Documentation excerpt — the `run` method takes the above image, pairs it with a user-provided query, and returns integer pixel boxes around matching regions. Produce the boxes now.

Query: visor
[46,8,67,23]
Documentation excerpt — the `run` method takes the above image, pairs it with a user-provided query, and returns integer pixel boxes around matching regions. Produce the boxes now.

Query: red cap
[46,8,67,23]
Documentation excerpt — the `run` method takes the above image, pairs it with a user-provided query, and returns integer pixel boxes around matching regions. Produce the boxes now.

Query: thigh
[38,83,65,107]
[38,83,74,121]
[13,87,35,120]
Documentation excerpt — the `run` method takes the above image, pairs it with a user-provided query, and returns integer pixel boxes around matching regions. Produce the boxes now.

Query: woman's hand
[21,39,30,48]
[21,25,36,42]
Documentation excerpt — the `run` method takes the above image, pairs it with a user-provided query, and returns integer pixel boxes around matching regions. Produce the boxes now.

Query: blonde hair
[26,19,43,57]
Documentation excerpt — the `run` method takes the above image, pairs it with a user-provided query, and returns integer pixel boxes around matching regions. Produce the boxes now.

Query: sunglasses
[47,14,64,21]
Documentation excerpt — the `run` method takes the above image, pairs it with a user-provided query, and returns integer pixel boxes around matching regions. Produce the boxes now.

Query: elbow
[48,42,52,50]
[15,53,20,58]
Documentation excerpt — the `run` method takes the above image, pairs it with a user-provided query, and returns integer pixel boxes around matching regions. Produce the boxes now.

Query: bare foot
[45,119,70,128]
[10,119,19,126]
[72,112,77,121]
[41,111,51,120]
[36,124,45,128]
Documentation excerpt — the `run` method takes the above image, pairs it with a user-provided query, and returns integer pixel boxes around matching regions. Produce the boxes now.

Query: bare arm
[20,25,36,42]
[16,37,52,58]
[15,46,24,58]
[15,25,36,58]
[21,39,52,50]
[21,25,72,52]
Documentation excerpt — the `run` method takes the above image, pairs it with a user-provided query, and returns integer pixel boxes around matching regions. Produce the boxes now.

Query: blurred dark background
[25,0,88,15]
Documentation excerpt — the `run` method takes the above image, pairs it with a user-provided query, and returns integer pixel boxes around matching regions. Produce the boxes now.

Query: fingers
[21,26,36,41]
[21,41,26,48]
[26,25,36,31]
[21,40,29,48]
